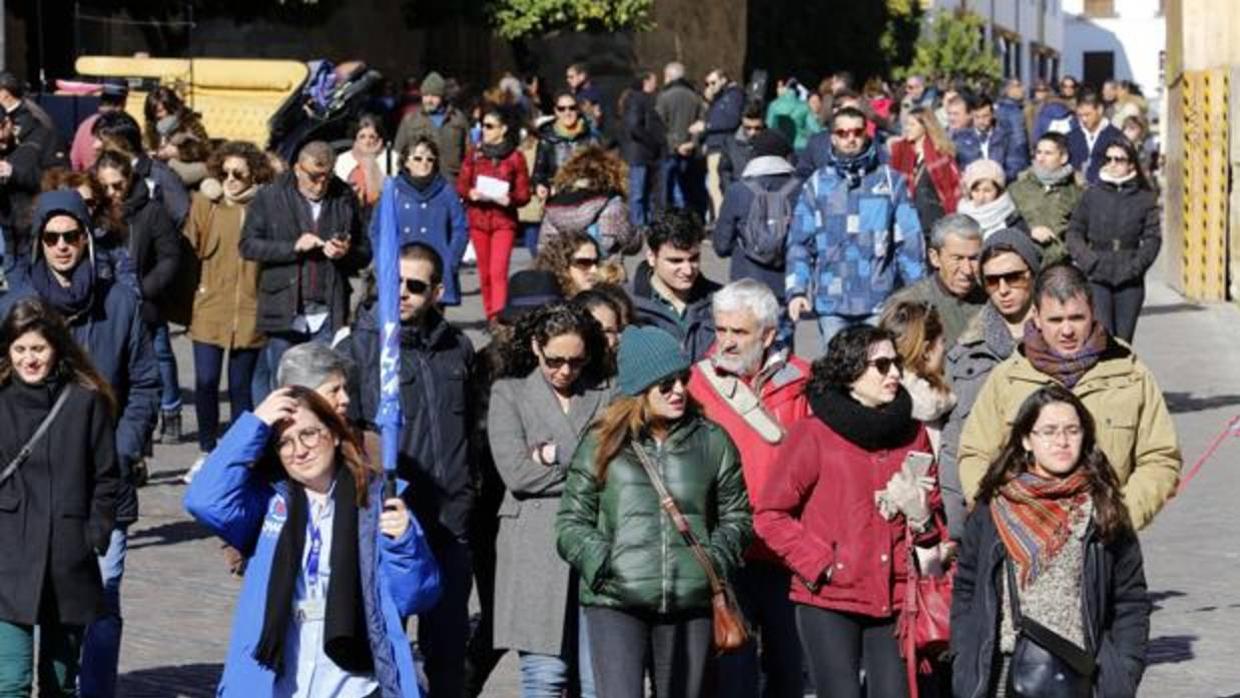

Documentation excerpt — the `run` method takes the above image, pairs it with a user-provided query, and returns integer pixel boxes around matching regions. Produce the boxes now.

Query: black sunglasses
[482,121,503,130]
[983,269,1032,290]
[656,371,691,394]
[555,104,578,113]
[1104,154,1131,164]
[41,229,84,247]
[543,354,587,370]
[867,356,904,376]
[570,256,599,270]
[402,278,431,295]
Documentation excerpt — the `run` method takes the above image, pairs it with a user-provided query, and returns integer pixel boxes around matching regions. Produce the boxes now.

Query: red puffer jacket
[754,414,941,618]
[688,350,811,563]
[456,144,531,232]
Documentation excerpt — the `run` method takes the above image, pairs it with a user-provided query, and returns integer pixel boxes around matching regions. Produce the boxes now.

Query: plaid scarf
[991,470,1091,587]
[1021,320,1109,389]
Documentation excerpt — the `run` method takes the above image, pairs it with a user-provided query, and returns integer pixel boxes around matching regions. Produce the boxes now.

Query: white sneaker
[182,455,206,485]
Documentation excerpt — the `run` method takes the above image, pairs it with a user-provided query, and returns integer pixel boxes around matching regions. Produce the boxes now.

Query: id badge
[296,597,326,623]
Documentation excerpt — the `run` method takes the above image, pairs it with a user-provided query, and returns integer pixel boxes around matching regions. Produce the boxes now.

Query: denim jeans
[192,342,260,452]
[796,605,906,698]
[717,562,804,698]
[522,222,542,255]
[1090,280,1146,343]
[253,322,334,404]
[151,321,181,412]
[628,164,651,227]
[816,313,877,350]
[515,605,596,698]
[418,531,473,698]
[585,607,712,698]
[80,526,128,698]
[660,156,691,210]
[0,618,83,698]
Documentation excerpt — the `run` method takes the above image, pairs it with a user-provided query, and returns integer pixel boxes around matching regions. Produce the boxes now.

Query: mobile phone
[902,451,934,479]
[332,230,350,242]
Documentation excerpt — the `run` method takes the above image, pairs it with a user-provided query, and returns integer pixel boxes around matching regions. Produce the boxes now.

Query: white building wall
[1061,0,1166,98]
[922,0,1065,84]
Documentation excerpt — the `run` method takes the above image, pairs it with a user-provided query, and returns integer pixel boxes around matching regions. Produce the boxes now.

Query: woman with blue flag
[184,385,440,697]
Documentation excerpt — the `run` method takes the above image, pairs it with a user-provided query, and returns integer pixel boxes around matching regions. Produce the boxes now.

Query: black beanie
[750,129,792,159]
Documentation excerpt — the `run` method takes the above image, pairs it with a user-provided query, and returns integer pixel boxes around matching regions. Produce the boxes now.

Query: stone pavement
[116,245,1240,697]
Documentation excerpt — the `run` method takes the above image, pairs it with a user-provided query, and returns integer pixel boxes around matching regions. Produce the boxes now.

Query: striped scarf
[991,470,1091,587]
[1021,320,1110,389]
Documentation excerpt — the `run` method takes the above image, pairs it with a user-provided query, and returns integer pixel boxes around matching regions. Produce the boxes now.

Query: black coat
[713,172,802,303]
[0,380,119,626]
[628,261,720,362]
[0,137,44,255]
[239,171,371,334]
[950,502,1150,698]
[342,306,477,539]
[620,90,666,167]
[122,176,183,324]
[1065,180,1161,287]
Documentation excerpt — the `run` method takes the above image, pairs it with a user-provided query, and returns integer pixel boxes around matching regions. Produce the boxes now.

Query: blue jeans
[418,532,472,698]
[253,322,334,404]
[628,164,652,227]
[80,526,128,698]
[522,222,542,255]
[660,156,691,210]
[717,562,804,698]
[516,605,596,698]
[150,322,181,412]
[192,342,260,452]
[816,313,877,349]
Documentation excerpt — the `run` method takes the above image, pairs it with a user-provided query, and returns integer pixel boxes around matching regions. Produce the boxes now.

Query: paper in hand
[475,175,510,202]
[902,451,934,480]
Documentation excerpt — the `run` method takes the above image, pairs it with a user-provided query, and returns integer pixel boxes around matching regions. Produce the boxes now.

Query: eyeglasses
[410,155,436,164]
[983,269,1032,290]
[41,229,84,247]
[542,353,587,371]
[1030,425,1084,441]
[867,356,904,376]
[570,256,599,270]
[482,121,503,131]
[656,371,691,394]
[402,278,431,296]
[297,166,330,183]
[223,168,249,181]
[833,127,866,139]
[555,104,578,113]
[276,426,327,456]
[1103,155,1131,164]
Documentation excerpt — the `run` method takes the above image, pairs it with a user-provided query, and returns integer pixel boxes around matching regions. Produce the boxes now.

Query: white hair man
[886,212,985,348]
[686,278,811,697]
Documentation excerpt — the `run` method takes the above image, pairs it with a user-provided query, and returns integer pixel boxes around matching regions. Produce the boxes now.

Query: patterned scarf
[1021,319,1109,389]
[991,470,1091,587]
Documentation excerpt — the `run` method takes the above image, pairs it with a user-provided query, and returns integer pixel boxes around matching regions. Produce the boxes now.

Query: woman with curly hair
[538,145,639,257]
[488,302,613,696]
[143,86,212,187]
[182,140,275,481]
[535,229,602,298]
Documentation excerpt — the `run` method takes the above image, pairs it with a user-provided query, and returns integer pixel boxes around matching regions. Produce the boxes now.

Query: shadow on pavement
[1141,302,1206,316]
[128,520,215,550]
[1163,392,1240,415]
[119,663,221,697]
[1146,634,1196,666]
[1148,589,1187,611]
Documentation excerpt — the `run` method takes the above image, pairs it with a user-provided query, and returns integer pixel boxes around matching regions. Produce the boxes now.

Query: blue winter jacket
[785,144,925,318]
[370,173,470,305]
[1068,122,1127,185]
[995,97,1030,163]
[1032,101,1075,142]
[184,413,442,698]
[952,126,1026,183]
[704,84,745,152]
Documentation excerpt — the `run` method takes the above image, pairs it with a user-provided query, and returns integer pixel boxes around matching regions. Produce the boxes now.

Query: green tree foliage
[489,0,654,40]
[899,9,1001,84]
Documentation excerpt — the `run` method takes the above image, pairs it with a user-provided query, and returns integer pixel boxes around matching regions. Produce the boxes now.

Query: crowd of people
[0,56,1178,698]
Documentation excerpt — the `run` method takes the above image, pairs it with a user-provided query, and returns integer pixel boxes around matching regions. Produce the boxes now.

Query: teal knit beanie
[617,326,690,396]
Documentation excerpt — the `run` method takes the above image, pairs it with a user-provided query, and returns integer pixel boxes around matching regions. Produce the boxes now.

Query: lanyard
[305,498,330,593]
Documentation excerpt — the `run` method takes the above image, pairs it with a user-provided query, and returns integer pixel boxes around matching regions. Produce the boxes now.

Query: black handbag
[1005,561,1096,698]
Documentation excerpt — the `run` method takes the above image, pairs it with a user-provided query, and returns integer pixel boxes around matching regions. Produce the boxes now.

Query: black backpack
[739,177,800,267]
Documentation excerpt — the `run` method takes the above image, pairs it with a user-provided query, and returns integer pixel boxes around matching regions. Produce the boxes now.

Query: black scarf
[401,170,437,192]
[829,140,879,189]
[254,467,373,674]
[29,260,96,321]
[481,140,515,161]
[809,385,918,451]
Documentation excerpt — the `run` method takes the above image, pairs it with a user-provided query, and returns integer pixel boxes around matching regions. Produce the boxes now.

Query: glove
[884,470,931,531]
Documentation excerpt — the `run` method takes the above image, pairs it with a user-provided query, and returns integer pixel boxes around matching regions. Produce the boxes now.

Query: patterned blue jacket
[785,144,925,318]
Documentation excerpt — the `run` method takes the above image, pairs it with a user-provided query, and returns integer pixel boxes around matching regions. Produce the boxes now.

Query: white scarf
[958,192,1018,237]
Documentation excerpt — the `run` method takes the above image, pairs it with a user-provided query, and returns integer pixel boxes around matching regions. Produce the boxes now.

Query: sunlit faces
[294,157,331,202]
[589,304,620,351]
[1101,144,1135,180]
[969,179,1001,205]
[830,114,867,156]
[314,371,350,418]
[220,155,252,198]
[535,332,587,393]
[647,243,701,296]
[1033,139,1069,170]
[405,143,437,178]
[568,242,600,293]
[929,233,981,299]
[713,308,774,377]
[850,339,902,408]
[1033,293,1094,356]
[274,405,339,493]
[96,166,130,206]
[40,214,88,275]
[647,371,689,421]
[1022,401,1085,479]
[8,330,54,384]
[981,252,1033,321]
[399,257,441,323]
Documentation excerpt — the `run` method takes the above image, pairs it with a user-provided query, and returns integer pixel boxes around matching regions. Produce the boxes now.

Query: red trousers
[470,227,516,319]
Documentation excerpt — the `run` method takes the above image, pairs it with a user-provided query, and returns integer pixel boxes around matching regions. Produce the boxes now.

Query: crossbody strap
[0,387,72,486]
[694,360,784,444]
[630,441,725,595]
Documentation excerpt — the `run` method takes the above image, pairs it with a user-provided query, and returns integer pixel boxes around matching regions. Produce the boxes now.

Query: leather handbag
[1005,561,1095,698]
[630,442,749,654]
[898,531,954,698]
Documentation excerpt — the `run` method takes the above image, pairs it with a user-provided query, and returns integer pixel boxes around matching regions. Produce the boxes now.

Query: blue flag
[373,178,403,480]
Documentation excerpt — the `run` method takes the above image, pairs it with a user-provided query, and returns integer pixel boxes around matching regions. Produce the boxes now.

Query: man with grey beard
[686,278,811,697]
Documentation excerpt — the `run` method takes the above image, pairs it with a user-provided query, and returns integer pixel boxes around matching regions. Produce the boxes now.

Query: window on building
[1083,0,1116,17]
[1083,51,1115,92]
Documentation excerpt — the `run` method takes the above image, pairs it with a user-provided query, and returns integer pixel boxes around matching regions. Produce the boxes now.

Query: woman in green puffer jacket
[556,325,753,698]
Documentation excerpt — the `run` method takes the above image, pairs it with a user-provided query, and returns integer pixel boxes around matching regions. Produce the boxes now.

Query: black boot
[159,409,182,444]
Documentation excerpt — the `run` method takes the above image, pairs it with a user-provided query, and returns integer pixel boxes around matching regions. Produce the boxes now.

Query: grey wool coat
[487,370,615,654]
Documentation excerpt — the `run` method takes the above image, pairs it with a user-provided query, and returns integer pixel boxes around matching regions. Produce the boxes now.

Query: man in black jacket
[241,141,370,402]
[340,242,476,698]
[0,111,44,287]
[621,70,664,227]
[629,208,720,361]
